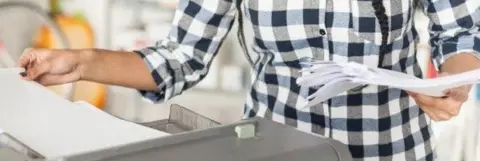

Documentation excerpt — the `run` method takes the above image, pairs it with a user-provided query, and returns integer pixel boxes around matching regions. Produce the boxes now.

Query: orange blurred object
[72,81,107,109]
[32,0,107,109]
[427,61,438,78]
[34,14,95,49]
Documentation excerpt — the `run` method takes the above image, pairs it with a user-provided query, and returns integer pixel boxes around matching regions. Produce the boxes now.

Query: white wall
[56,0,108,48]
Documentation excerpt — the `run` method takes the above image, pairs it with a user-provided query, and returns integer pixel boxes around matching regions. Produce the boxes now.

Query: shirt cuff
[134,48,174,103]
[431,36,480,70]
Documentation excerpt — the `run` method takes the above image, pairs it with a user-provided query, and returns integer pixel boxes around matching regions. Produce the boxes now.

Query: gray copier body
[1,105,353,161]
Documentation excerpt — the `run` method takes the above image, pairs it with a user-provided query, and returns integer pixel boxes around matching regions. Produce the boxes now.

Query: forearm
[440,53,480,74]
[78,49,158,91]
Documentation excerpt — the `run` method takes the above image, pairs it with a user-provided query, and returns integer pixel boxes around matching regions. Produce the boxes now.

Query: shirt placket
[319,0,332,138]
[319,1,329,61]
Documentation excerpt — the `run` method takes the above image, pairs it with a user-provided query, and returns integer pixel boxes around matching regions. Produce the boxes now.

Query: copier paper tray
[137,104,221,134]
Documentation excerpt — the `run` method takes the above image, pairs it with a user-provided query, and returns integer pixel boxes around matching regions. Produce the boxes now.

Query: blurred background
[0,0,478,160]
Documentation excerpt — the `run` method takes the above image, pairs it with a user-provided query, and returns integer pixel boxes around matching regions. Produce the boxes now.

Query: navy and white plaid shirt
[136,0,480,160]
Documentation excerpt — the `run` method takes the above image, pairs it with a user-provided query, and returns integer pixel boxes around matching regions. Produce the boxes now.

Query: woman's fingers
[441,98,462,116]
[409,92,440,120]
[420,105,453,121]
[407,71,468,122]
[25,63,51,81]
[410,92,437,107]
[17,48,53,68]
[432,110,453,121]
[17,49,57,81]
[17,51,33,69]
[420,106,440,121]
[445,86,470,103]
[408,91,459,121]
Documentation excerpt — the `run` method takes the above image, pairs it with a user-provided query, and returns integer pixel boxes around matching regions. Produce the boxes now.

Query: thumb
[439,72,470,102]
[16,48,45,68]
[25,62,51,81]
[17,49,34,68]
[446,86,470,102]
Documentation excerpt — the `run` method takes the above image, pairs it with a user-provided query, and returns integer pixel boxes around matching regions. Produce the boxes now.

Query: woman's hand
[17,48,157,91]
[17,48,87,86]
[407,73,471,121]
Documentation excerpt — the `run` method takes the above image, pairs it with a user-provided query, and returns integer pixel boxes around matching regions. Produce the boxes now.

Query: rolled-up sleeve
[421,0,480,69]
[136,0,237,102]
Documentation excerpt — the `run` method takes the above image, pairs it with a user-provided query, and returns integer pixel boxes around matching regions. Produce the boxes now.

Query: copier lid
[0,68,169,159]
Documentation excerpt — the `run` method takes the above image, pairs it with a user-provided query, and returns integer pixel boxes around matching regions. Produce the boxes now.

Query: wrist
[76,49,96,80]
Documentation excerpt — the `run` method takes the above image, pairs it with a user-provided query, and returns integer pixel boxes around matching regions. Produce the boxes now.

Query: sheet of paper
[306,79,360,107]
[0,68,170,159]
[298,61,480,108]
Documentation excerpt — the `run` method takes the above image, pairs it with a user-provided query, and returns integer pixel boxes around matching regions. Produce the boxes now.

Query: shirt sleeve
[135,0,237,102]
[421,0,480,69]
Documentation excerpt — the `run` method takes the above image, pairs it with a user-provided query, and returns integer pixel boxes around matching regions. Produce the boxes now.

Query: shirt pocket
[349,0,414,45]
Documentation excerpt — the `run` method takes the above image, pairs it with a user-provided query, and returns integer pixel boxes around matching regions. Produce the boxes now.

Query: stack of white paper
[0,68,170,159]
[297,61,480,107]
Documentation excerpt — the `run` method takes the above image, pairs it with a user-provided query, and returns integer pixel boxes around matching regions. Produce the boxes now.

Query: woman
[18,0,480,160]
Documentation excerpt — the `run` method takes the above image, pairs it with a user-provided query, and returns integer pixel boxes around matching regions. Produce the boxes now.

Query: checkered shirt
[135,0,480,160]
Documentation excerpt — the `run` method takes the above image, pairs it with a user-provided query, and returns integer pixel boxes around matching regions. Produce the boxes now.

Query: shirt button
[319,29,327,36]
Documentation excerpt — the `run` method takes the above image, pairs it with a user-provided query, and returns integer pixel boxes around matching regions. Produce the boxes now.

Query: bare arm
[440,53,480,75]
[78,49,158,91]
